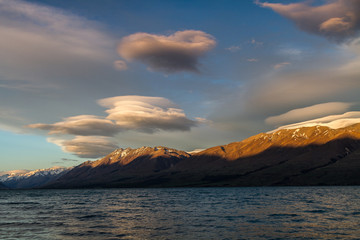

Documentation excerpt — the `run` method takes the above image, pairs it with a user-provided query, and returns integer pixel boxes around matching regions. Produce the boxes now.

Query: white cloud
[270,111,360,132]
[274,62,290,69]
[258,0,360,41]
[207,36,360,137]
[27,115,121,136]
[250,38,264,47]
[226,45,241,52]
[279,48,302,57]
[98,95,200,133]
[0,106,28,133]
[27,95,203,141]
[247,43,360,111]
[117,30,216,73]
[48,136,118,158]
[278,47,303,61]
[187,148,205,154]
[0,0,115,85]
[266,102,354,126]
[247,58,259,62]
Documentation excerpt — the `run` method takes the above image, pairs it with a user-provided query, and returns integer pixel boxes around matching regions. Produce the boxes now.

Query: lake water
[0,187,359,239]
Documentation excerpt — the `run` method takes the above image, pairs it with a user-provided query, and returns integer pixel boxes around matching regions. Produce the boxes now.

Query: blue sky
[1,0,360,171]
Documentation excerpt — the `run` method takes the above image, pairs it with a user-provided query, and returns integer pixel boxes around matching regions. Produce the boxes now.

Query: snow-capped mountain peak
[0,166,72,189]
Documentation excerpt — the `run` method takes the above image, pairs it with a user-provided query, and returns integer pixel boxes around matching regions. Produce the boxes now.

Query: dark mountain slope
[46,124,360,188]
[157,124,360,187]
[46,146,190,188]
[0,182,7,189]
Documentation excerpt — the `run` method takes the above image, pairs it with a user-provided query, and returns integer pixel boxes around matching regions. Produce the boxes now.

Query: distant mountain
[0,169,30,178]
[46,123,360,188]
[0,166,71,189]
[0,182,7,189]
[46,146,190,188]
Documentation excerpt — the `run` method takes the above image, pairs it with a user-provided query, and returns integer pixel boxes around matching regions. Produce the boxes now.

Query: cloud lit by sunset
[1,0,360,171]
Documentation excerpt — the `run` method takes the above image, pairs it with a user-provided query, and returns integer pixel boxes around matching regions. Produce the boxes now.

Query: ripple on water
[268,213,299,218]
[0,187,359,239]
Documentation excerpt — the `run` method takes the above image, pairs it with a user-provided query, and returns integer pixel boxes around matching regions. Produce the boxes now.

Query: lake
[0,187,359,239]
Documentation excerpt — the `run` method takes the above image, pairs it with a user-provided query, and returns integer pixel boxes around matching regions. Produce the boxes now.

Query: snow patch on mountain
[0,166,72,188]
[0,166,69,182]
[0,169,29,177]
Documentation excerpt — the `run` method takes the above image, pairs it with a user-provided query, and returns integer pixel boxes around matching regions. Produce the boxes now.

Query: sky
[1,0,360,171]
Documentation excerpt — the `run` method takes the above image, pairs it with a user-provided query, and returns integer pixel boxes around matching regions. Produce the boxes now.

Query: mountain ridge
[0,166,71,189]
[193,123,360,160]
[47,146,190,188]
[43,123,360,188]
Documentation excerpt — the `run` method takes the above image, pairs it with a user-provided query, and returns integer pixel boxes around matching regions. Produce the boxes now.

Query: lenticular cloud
[117,30,216,73]
[29,95,204,157]
[27,115,121,136]
[48,136,118,158]
[98,95,199,133]
[258,0,360,42]
[271,111,360,132]
[28,95,202,136]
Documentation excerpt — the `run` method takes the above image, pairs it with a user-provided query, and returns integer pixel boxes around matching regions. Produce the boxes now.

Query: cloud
[52,158,78,165]
[207,37,360,138]
[266,102,354,126]
[187,148,205,154]
[279,48,302,57]
[27,115,121,136]
[0,0,115,86]
[117,30,216,73]
[226,45,241,52]
[247,58,259,62]
[250,38,263,47]
[113,60,128,71]
[271,111,360,132]
[247,40,360,111]
[274,62,290,69]
[27,95,202,139]
[48,136,118,158]
[278,47,303,60]
[98,95,200,133]
[258,0,360,41]
[61,158,79,162]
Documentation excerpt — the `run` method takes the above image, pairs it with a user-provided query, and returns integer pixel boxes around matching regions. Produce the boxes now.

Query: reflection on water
[0,187,359,239]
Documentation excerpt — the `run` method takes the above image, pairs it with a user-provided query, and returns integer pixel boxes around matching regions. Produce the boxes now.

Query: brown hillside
[45,123,360,188]
[194,123,360,160]
[47,146,189,188]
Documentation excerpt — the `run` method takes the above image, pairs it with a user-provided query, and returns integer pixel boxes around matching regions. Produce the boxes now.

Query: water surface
[1,187,359,239]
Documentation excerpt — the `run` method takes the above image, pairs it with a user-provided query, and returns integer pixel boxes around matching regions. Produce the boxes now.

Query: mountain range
[2,122,360,189]
[0,166,71,189]
[47,146,189,188]
[45,122,360,188]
